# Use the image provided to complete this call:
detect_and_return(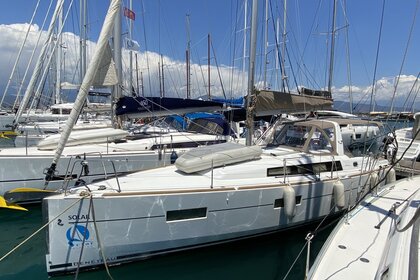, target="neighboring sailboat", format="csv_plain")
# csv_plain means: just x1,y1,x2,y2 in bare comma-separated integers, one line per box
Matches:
308,175,419,280
385,112,420,177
